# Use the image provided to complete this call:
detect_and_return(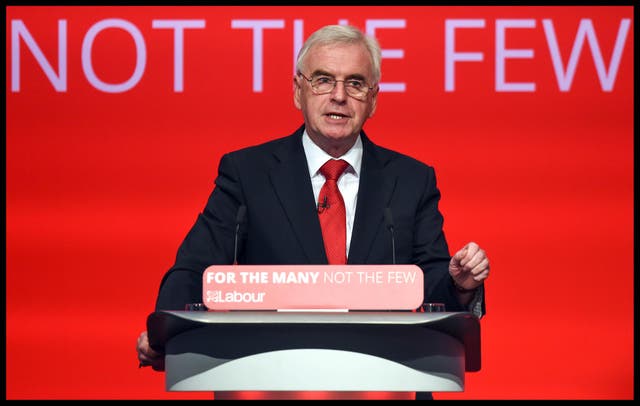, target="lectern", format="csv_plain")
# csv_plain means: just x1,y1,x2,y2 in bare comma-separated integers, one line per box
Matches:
147,310,481,392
